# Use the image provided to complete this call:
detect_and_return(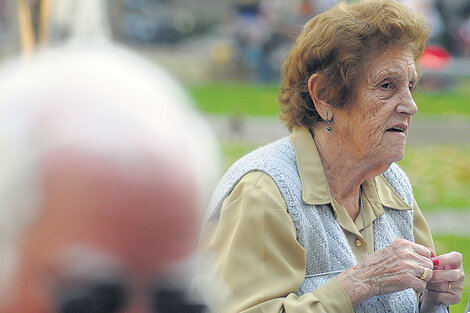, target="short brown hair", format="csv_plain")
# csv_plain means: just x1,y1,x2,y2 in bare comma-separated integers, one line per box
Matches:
278,0,430,131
